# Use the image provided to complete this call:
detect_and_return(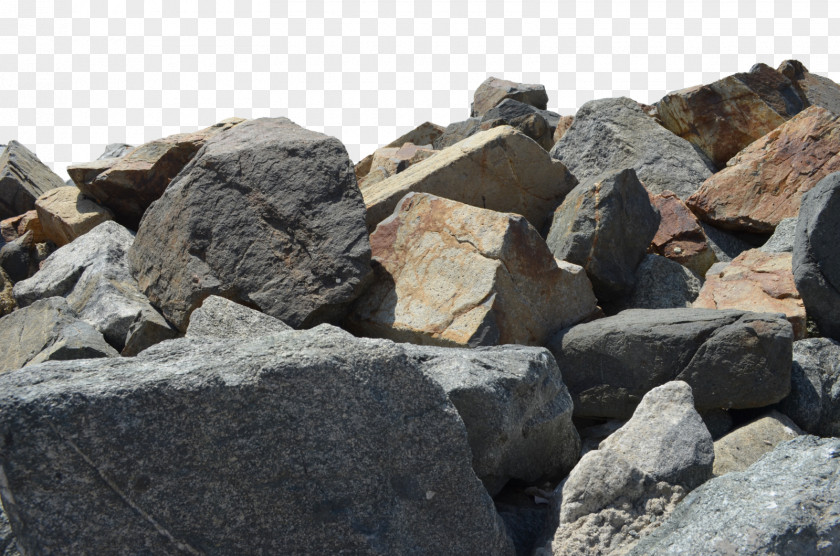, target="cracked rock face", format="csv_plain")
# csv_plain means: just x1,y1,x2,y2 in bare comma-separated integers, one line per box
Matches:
348,192,598,347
